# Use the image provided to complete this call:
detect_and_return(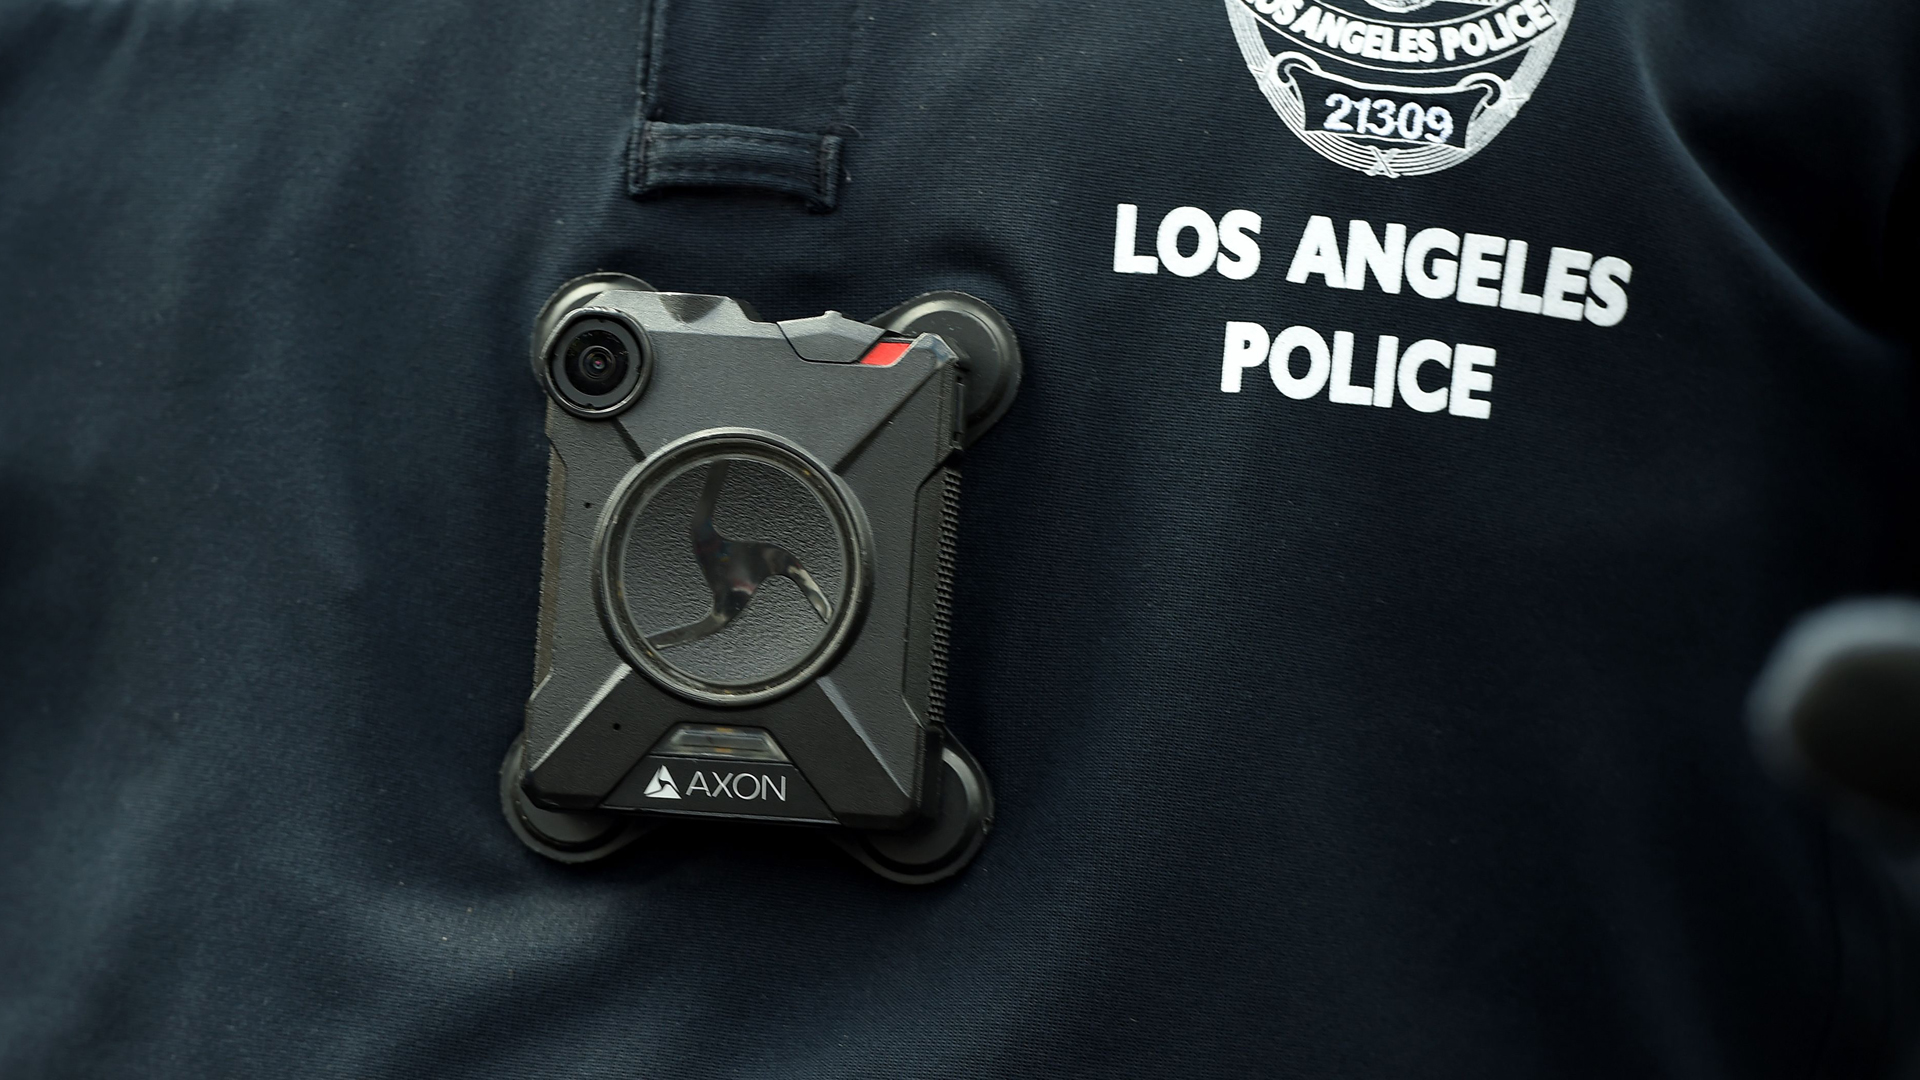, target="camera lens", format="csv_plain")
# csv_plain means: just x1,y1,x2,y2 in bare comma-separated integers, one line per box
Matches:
564,332,628,396
546,316,648,416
